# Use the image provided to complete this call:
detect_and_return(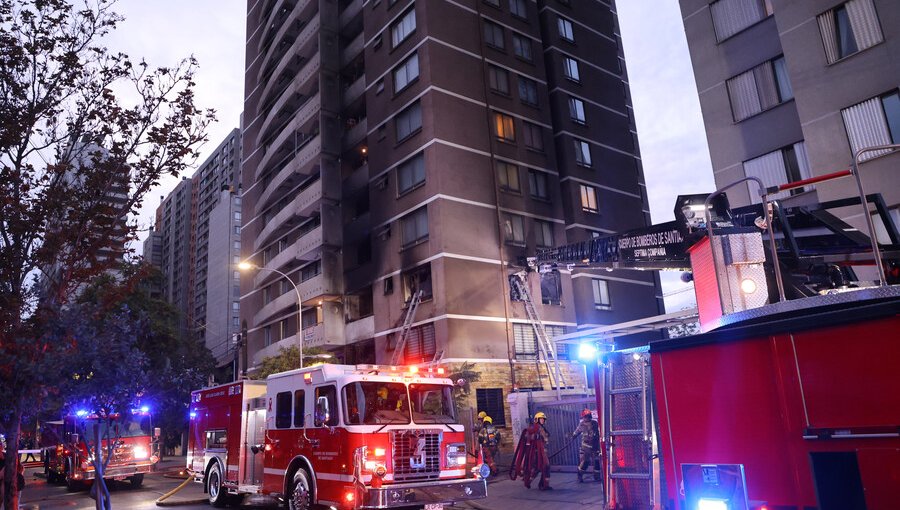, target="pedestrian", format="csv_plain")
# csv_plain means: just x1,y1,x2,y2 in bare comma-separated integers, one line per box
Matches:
572,409,602,482
477,416,501,476
23,435,36,463
510,412,552,490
